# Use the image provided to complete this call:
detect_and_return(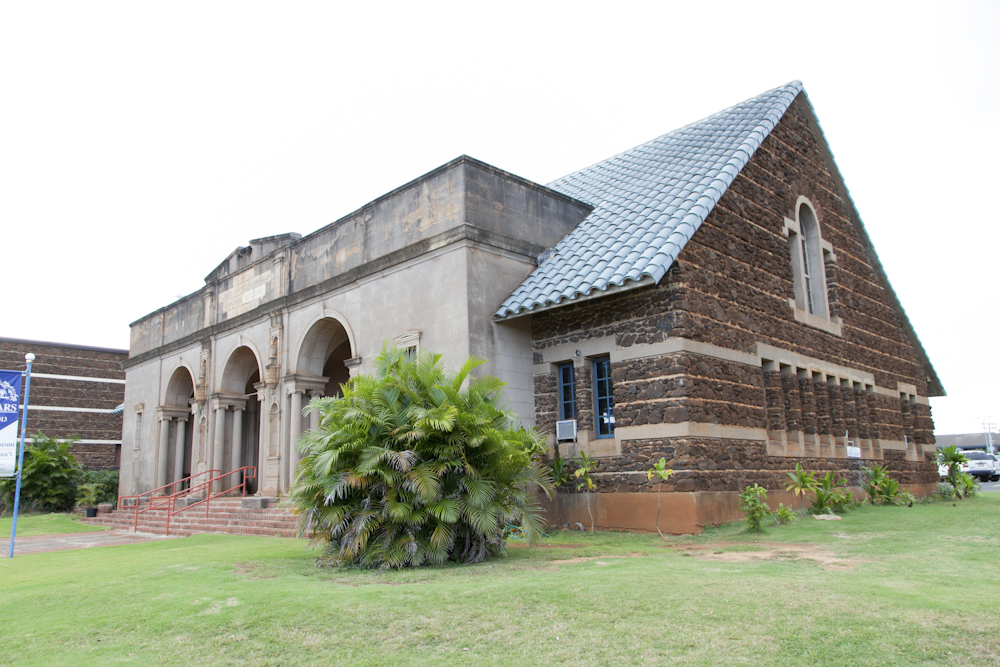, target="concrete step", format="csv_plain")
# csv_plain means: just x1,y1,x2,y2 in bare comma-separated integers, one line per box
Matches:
81,501,301,538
